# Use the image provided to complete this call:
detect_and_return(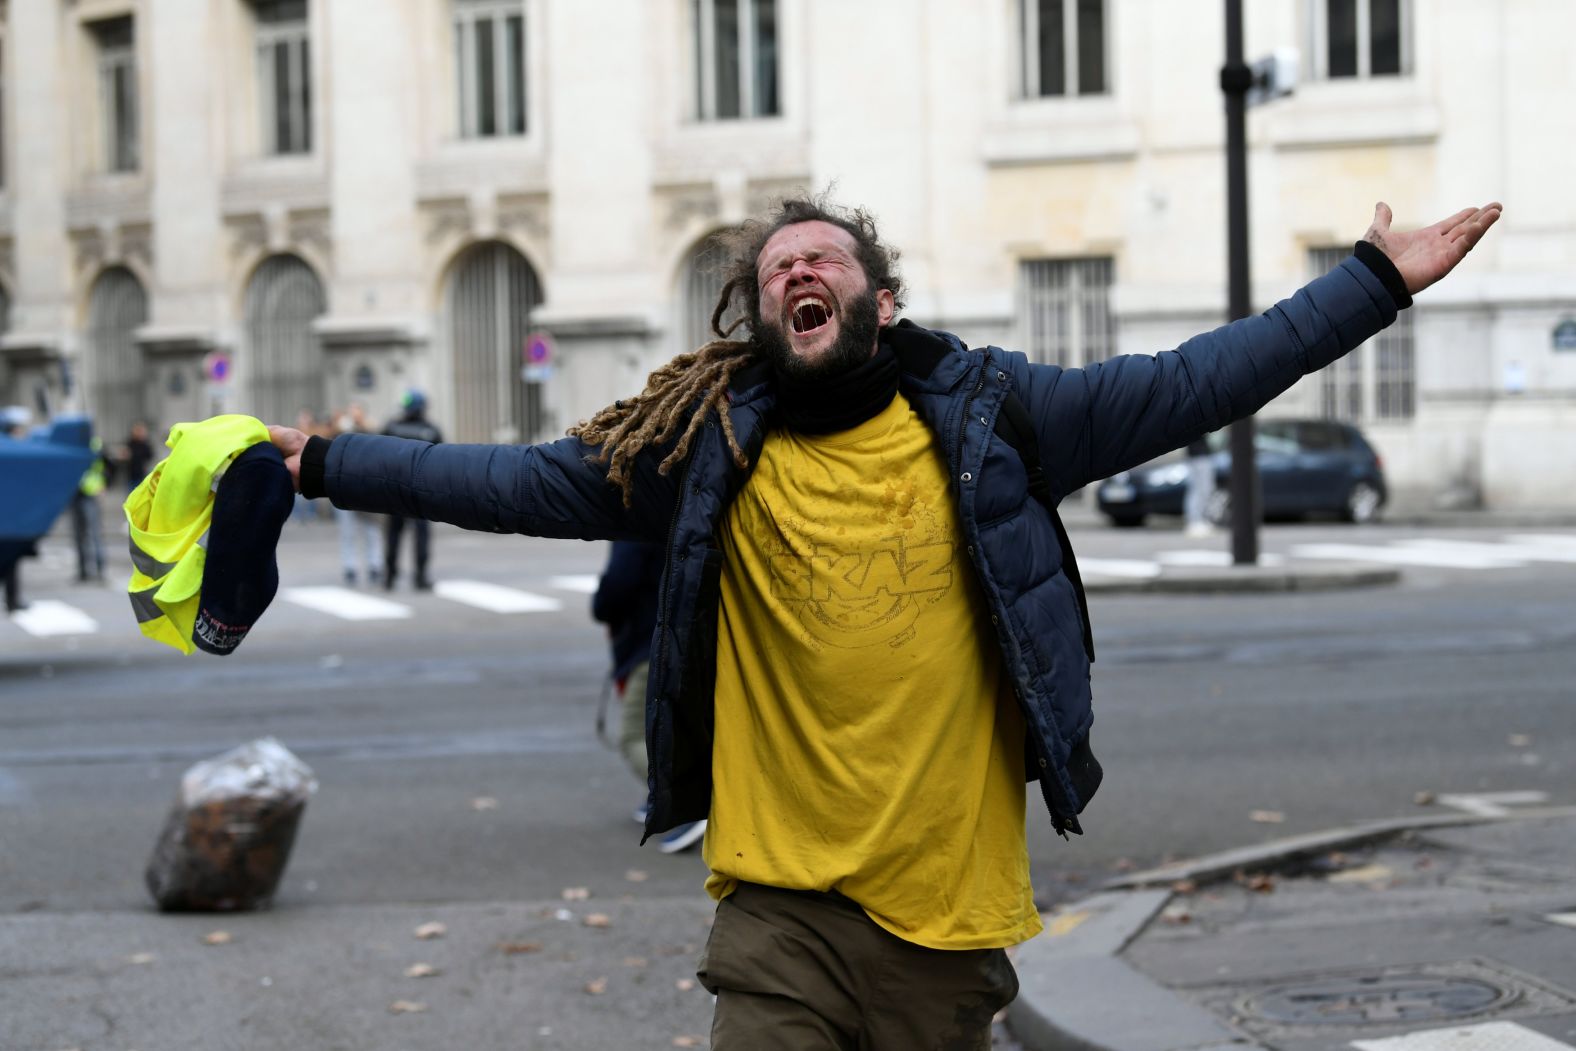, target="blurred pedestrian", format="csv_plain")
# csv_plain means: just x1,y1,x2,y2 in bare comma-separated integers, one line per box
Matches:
1183,433,1217,538
2,411,30,611
71,436,110,582
381,391,441,591
121,421,154,492
331,404,384,585
592,540,705,853
269,194,1500,1046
